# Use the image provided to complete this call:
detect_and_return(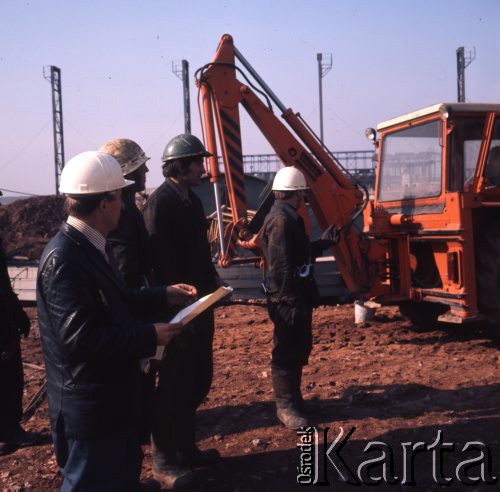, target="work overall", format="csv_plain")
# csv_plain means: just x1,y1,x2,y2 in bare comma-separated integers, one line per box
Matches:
261,201,319,427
